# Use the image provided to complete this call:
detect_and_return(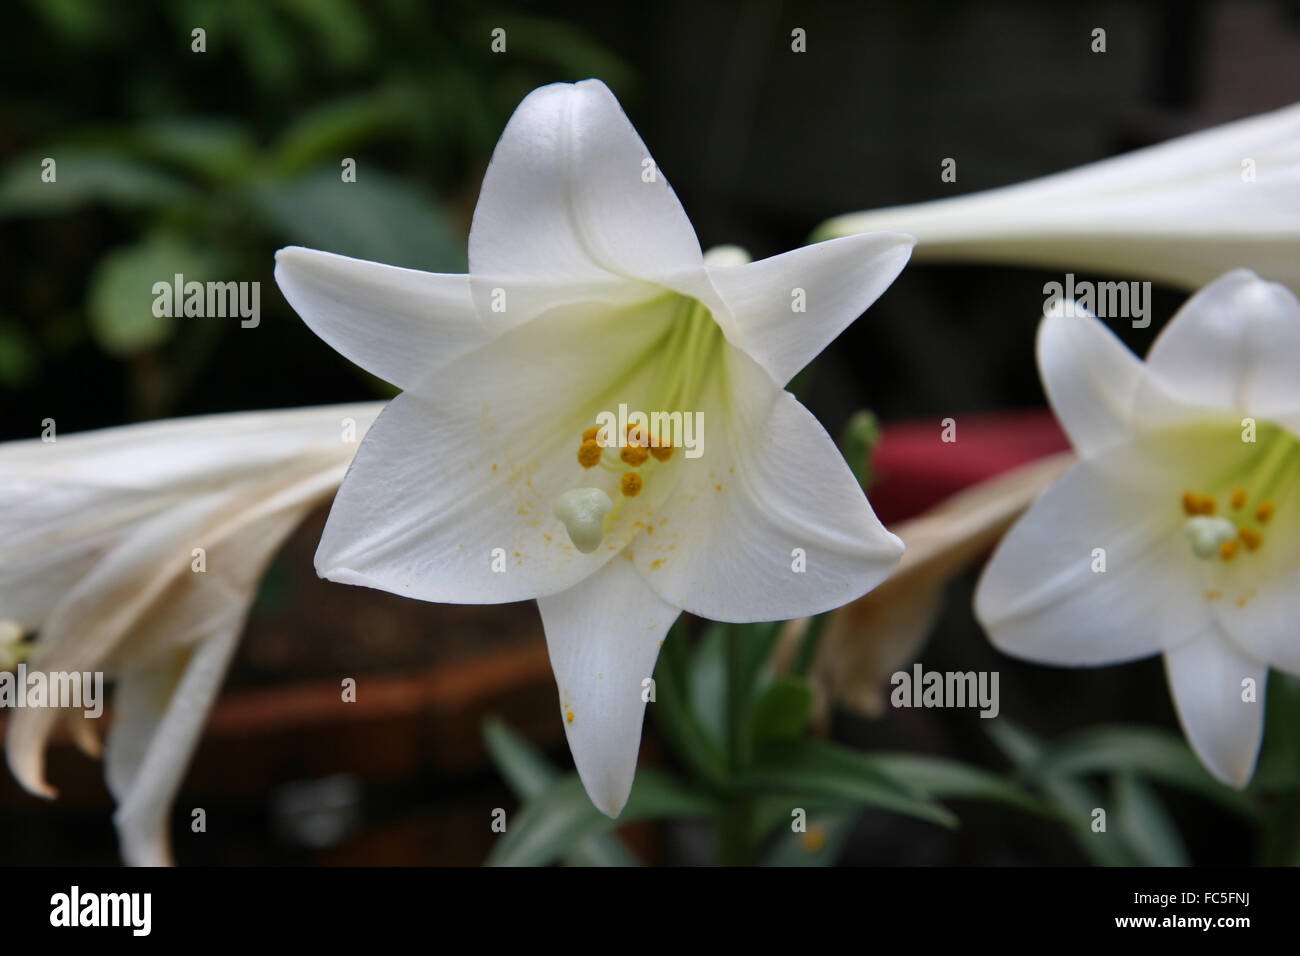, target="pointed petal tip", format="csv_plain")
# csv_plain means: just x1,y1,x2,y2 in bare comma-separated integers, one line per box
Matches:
590,789,628,819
